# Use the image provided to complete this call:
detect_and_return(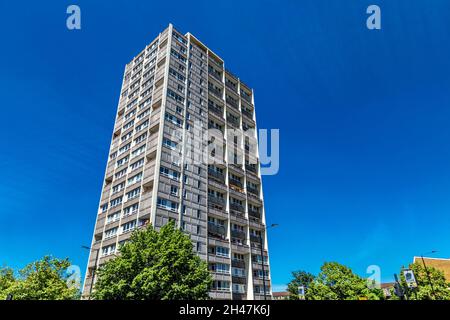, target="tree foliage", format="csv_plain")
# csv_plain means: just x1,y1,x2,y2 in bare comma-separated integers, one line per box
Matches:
287,270,315,300
0,256,80,300
291,262,384,300
398,262,450,300
92,221,212,300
